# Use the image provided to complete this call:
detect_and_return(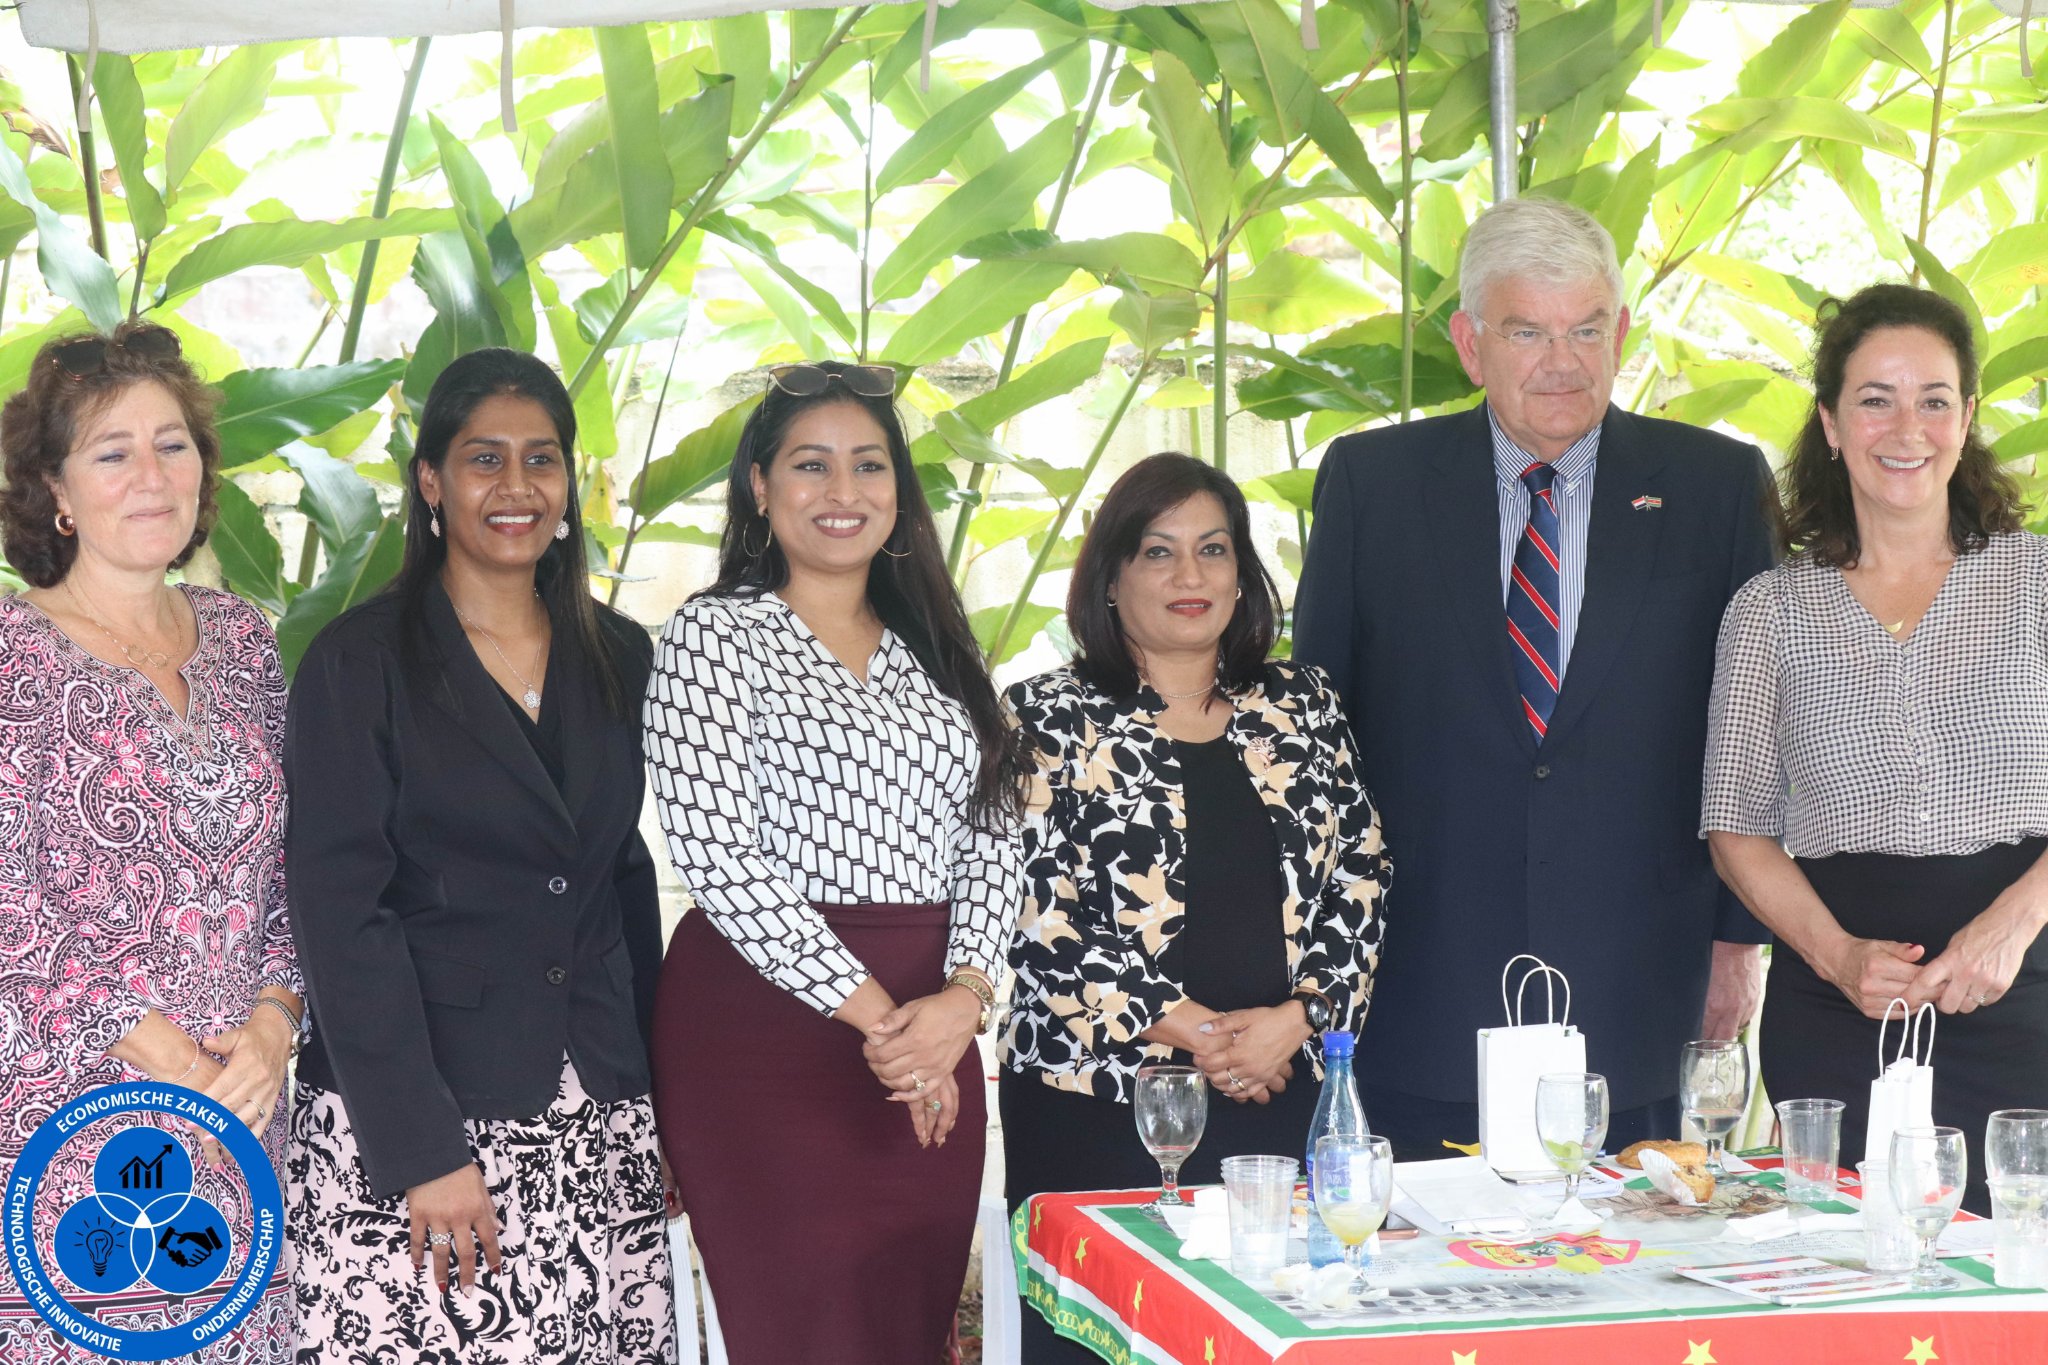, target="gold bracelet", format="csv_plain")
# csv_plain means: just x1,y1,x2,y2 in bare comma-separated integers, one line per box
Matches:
945,970,997,1034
